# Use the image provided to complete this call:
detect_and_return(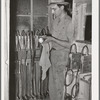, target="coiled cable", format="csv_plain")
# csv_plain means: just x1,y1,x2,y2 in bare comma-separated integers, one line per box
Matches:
71,68,80,99
71,82,79,99
65,68,74,87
